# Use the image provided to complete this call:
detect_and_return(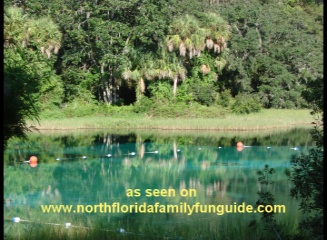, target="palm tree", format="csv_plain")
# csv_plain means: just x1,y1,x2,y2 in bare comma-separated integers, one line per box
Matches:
4,6,62,148
153,46,186,96
121,46,187,99
166,15,206,59
4,7,29,47
201,12,230,53
168,58,186,96
31,17,62,58
166,13,230,58
4,6,62,58
164,13,230,93
121,49,158,102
